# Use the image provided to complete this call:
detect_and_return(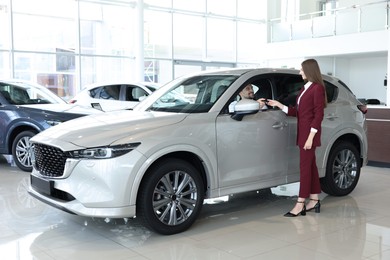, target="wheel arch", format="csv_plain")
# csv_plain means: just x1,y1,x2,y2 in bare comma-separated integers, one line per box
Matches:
319,131,365,176
145,151,208,191
132,149,214,208
6,124,40,153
